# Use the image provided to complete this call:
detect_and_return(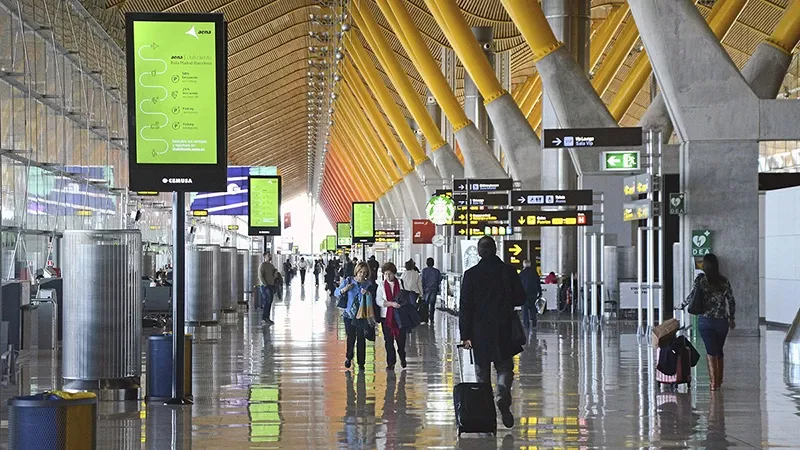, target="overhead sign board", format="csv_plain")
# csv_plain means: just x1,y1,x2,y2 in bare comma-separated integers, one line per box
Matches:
247,176,281,236
412,220,435,244
191,209,208,217
544,127,642,148
602,151,640,171
512,211,593,227
503,240,529,272
455,224,513,237
125,12,227,192
336,222,352,247
352,202,375,243
623,199,652,222
623,174,652,196
227,224,239,231
453,192,509,207
451,210,510,226
453,178,513,193
375,229,400,243
511,190,593,207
